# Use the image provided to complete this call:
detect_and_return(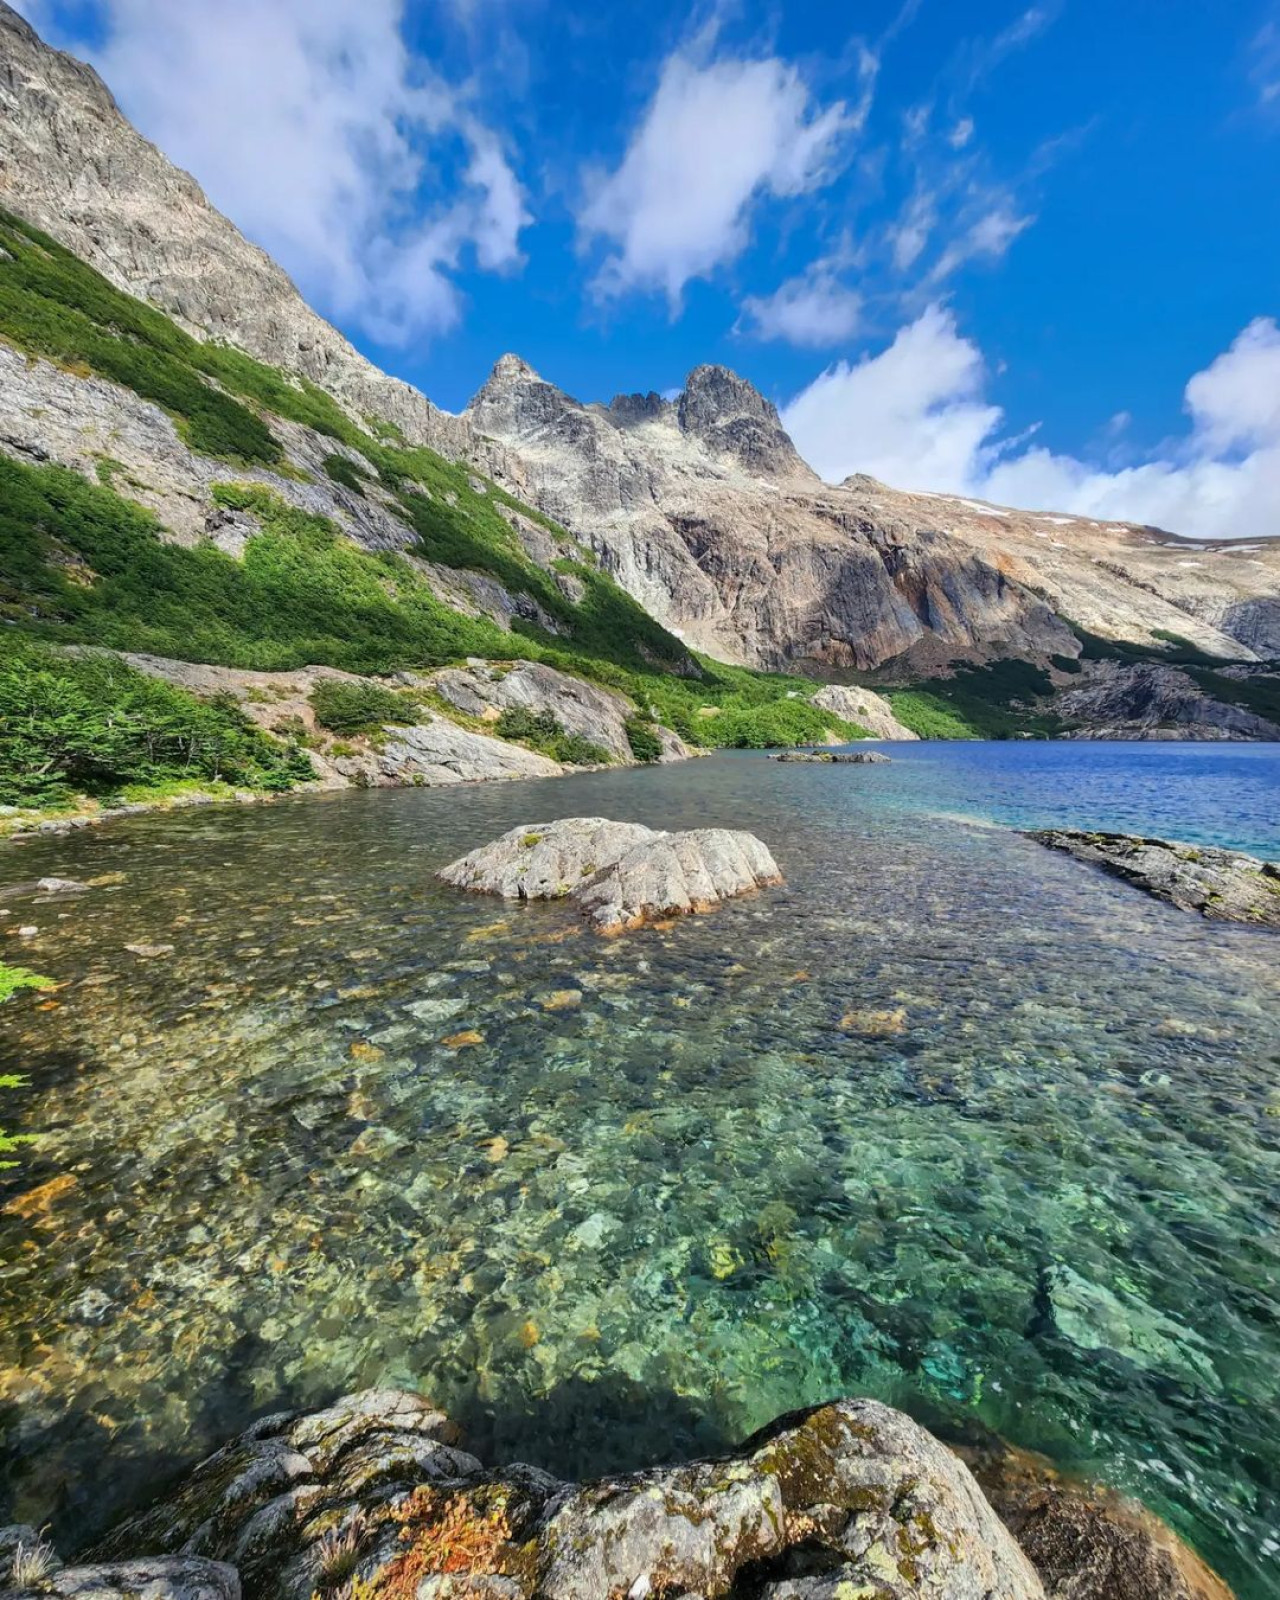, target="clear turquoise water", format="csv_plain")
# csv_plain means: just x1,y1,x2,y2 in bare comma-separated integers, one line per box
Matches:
1,742,1278,1594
